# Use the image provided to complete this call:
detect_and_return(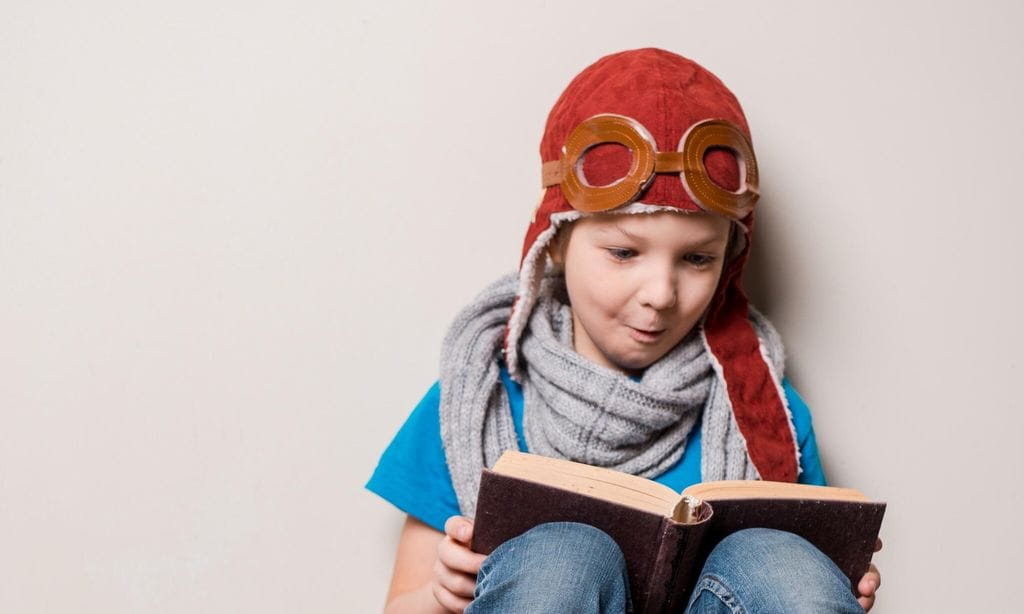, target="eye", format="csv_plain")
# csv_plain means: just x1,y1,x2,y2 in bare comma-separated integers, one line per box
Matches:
683,253,717,268
607,247,637,261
